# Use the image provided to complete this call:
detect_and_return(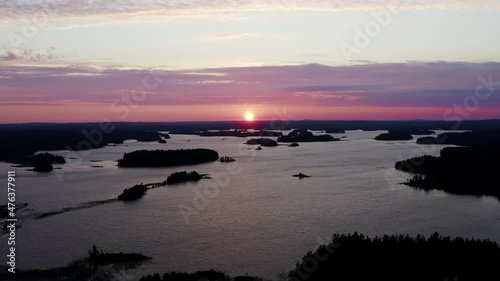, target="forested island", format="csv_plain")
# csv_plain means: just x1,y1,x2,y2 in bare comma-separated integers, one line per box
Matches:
117,184,148,201
117,149,219,167
0,247,151,281
374,131,413,141
220,156,236,162
395,145,500,199
164,171,209,185
245,138,278,147
116,171,210,201
278,129,339,142
10,152,66,172
416,130,500,146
